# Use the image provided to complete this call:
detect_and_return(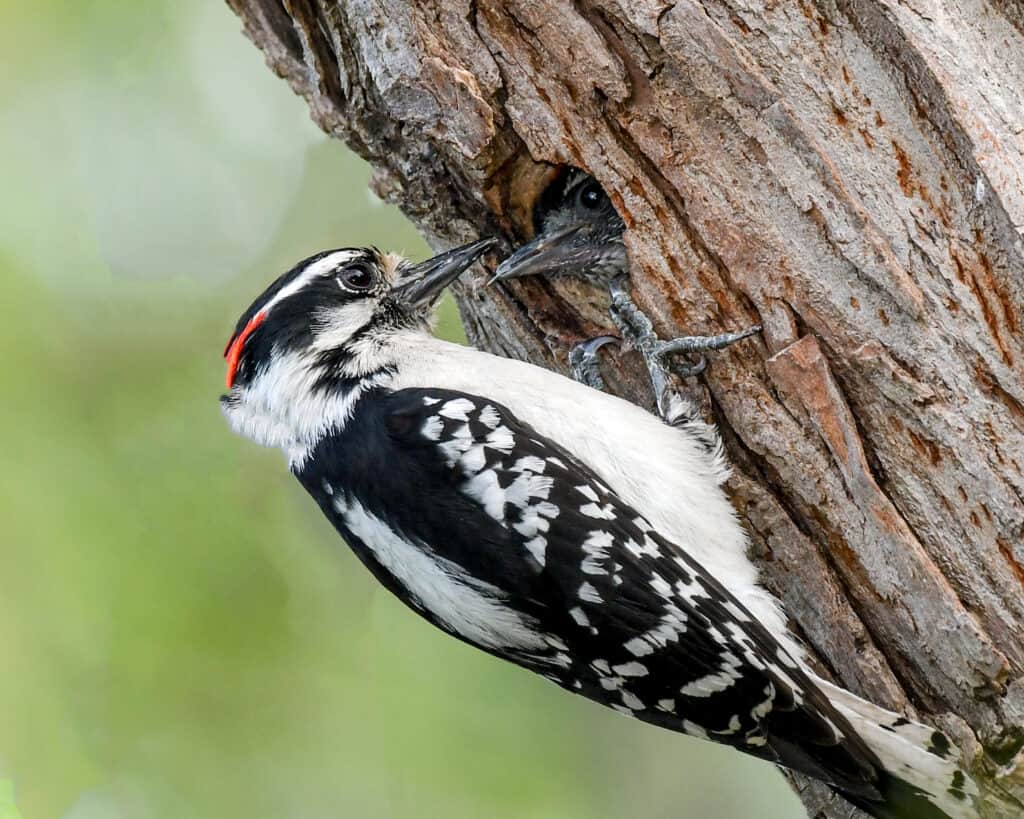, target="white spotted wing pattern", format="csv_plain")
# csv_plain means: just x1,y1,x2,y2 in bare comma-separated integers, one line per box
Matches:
350,388,887,799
